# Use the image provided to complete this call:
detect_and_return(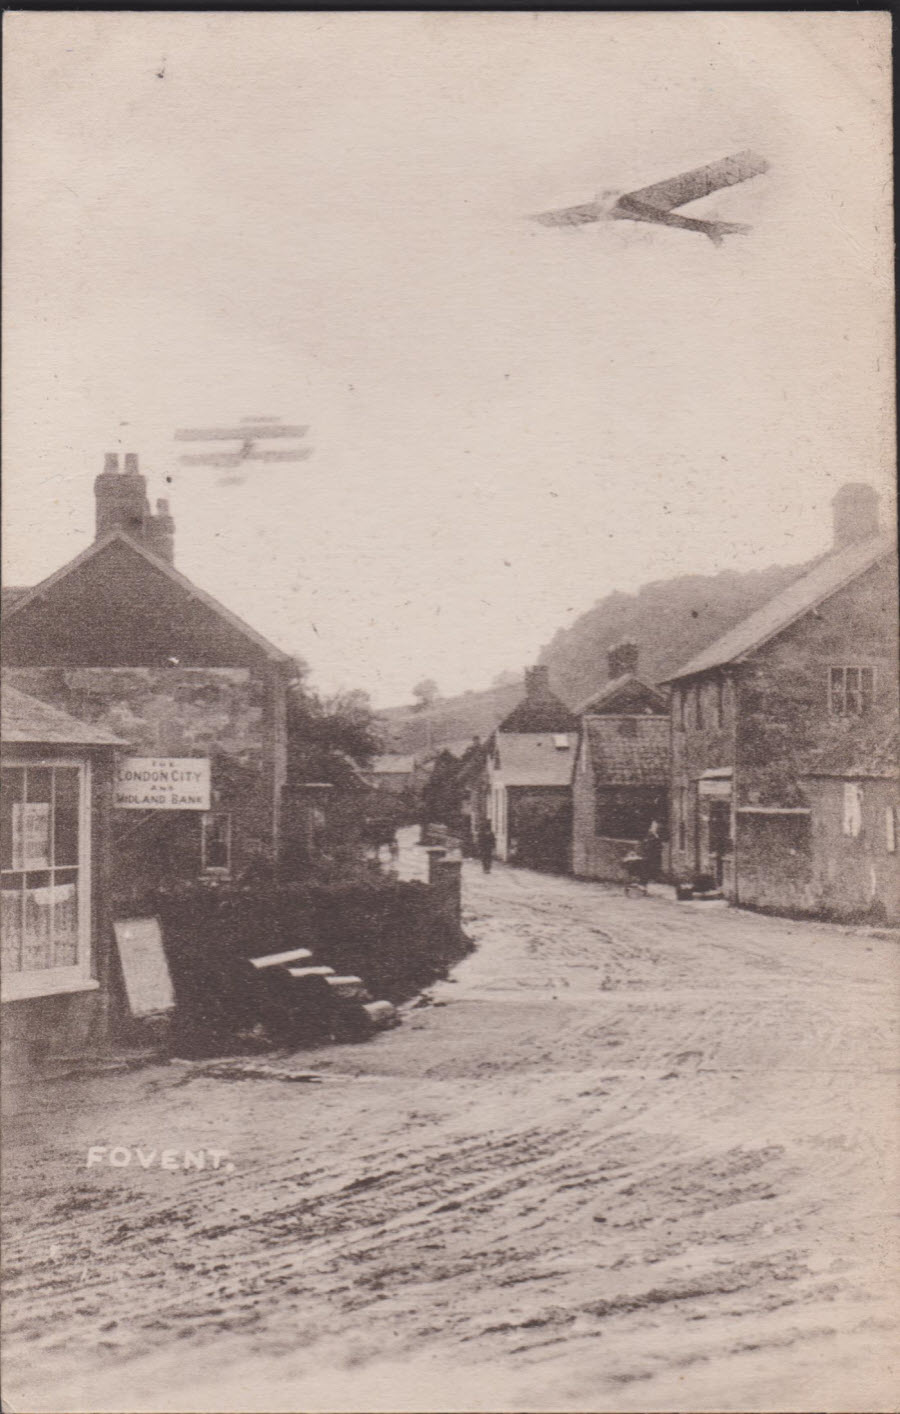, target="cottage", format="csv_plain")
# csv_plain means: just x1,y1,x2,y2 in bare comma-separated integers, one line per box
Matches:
487,666,577,871
661,483,899,918
364,754,416,794
2,453,295,901
1,684,126,1075
572,642,669,881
